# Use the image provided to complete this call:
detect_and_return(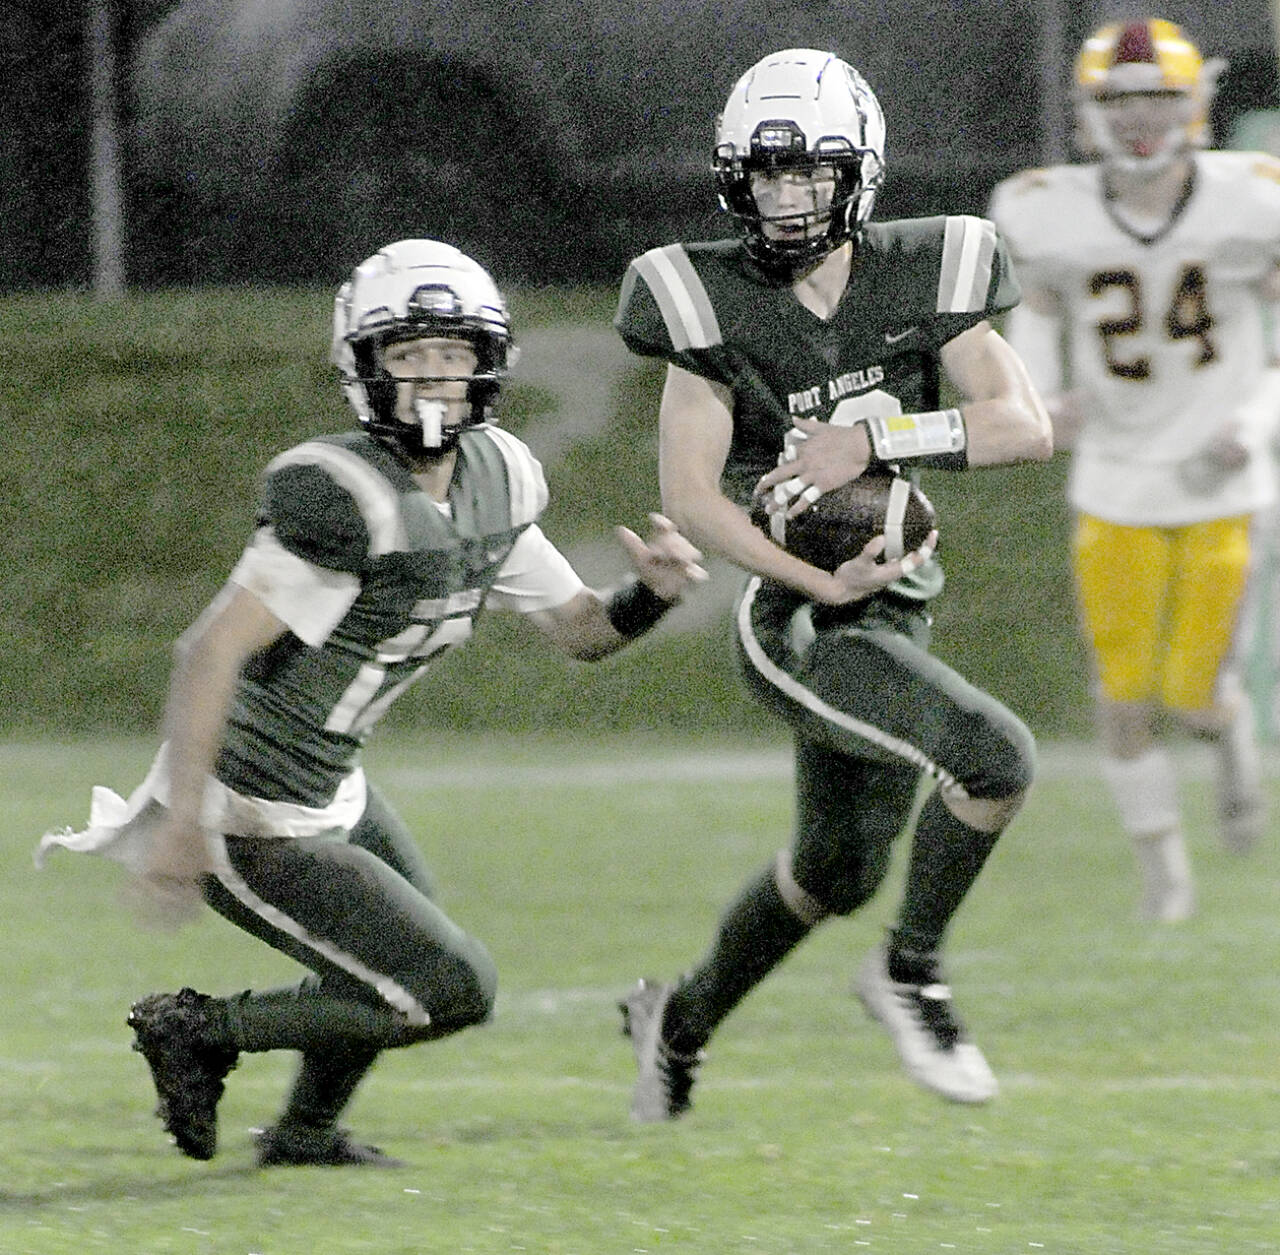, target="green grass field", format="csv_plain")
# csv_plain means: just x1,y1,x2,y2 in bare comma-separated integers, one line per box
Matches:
0,287,1095,742
3,734,1277,1255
